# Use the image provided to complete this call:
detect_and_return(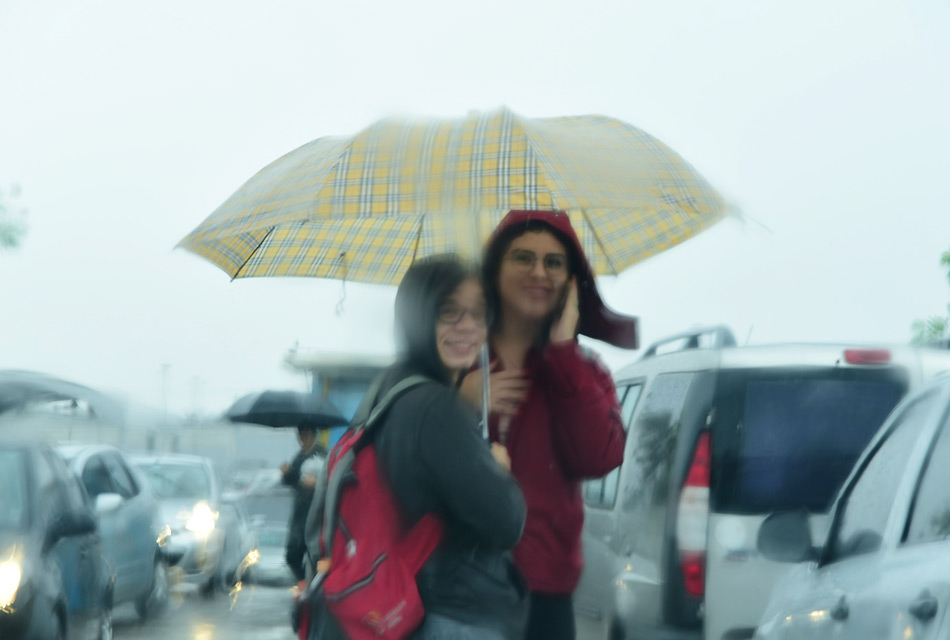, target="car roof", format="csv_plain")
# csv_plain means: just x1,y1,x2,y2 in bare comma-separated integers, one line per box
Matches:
55,442,123,466
614,333,950,383
132,452,212,466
